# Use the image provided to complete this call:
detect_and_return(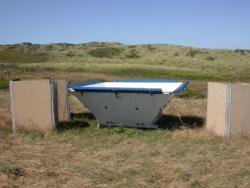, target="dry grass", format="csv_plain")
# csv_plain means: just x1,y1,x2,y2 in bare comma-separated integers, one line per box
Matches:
1,120,250,187
1,88,250,187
